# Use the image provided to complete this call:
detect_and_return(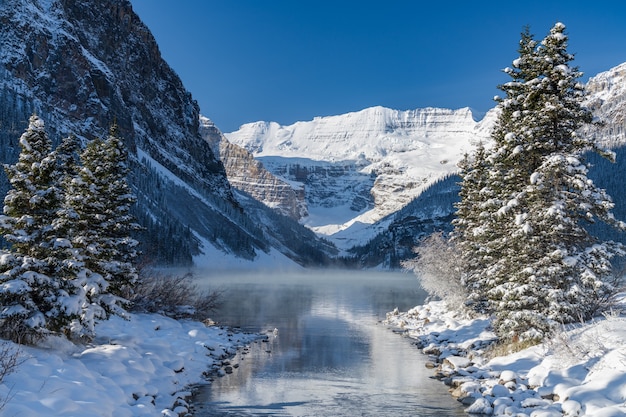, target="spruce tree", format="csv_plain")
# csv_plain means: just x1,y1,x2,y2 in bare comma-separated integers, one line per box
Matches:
453,30,544,317
452,143,491,309
50,134,82,281
0,115,80,342
63,124,139,330
495,23,625,336
454,23,625,342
